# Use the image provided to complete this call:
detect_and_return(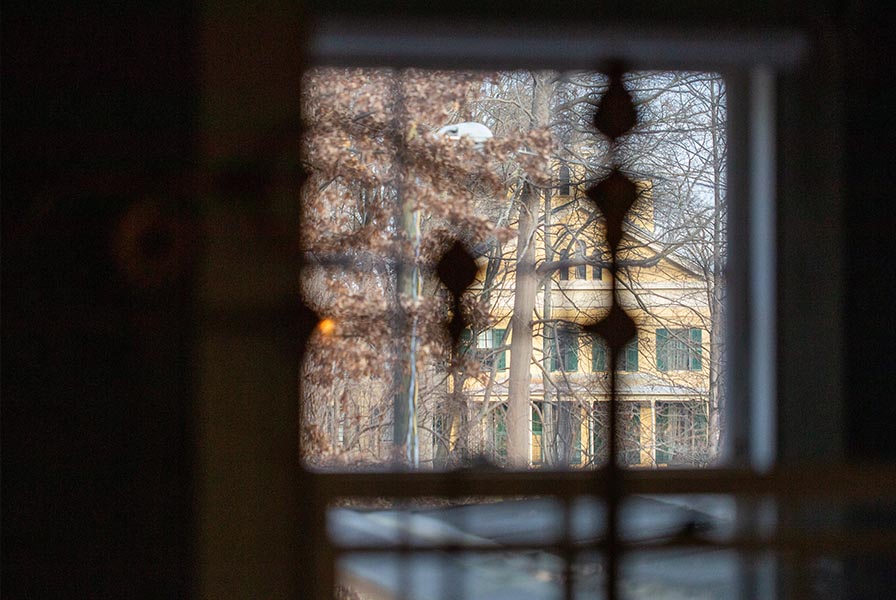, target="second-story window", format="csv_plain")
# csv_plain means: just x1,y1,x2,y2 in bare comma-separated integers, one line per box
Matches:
550,327,578,372
558,248,570,281
656,328,703,371
558,164,571,195
575,241,587,279
592,337,638,372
